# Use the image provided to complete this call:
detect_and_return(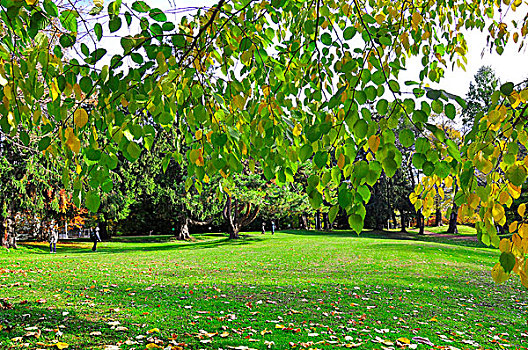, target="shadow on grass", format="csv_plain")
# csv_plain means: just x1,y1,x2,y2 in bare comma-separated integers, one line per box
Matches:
0,302,130,349
19,234,265,256
280,229,489,249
